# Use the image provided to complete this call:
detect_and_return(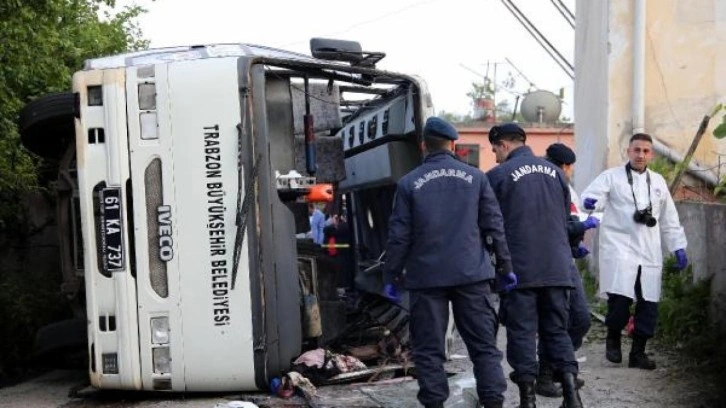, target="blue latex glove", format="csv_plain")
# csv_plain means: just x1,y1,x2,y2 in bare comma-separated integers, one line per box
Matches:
582,215,600,230
269,377,282,394
383,283,401,304
574,243,590,258
496,272,518,293
583,198,598,210
675,249,688,270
